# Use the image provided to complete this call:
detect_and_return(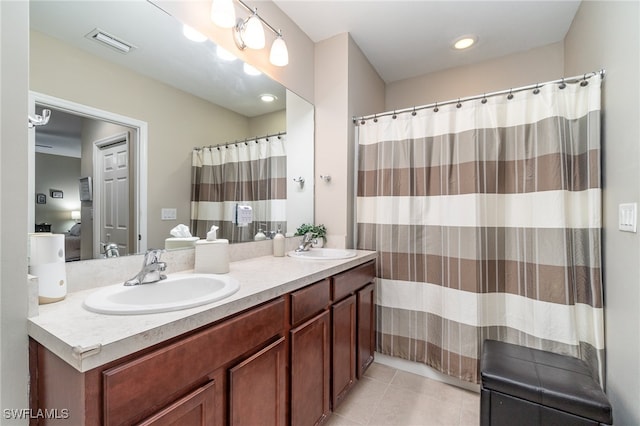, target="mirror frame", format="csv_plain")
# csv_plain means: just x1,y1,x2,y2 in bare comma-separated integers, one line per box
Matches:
28,90,148,255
